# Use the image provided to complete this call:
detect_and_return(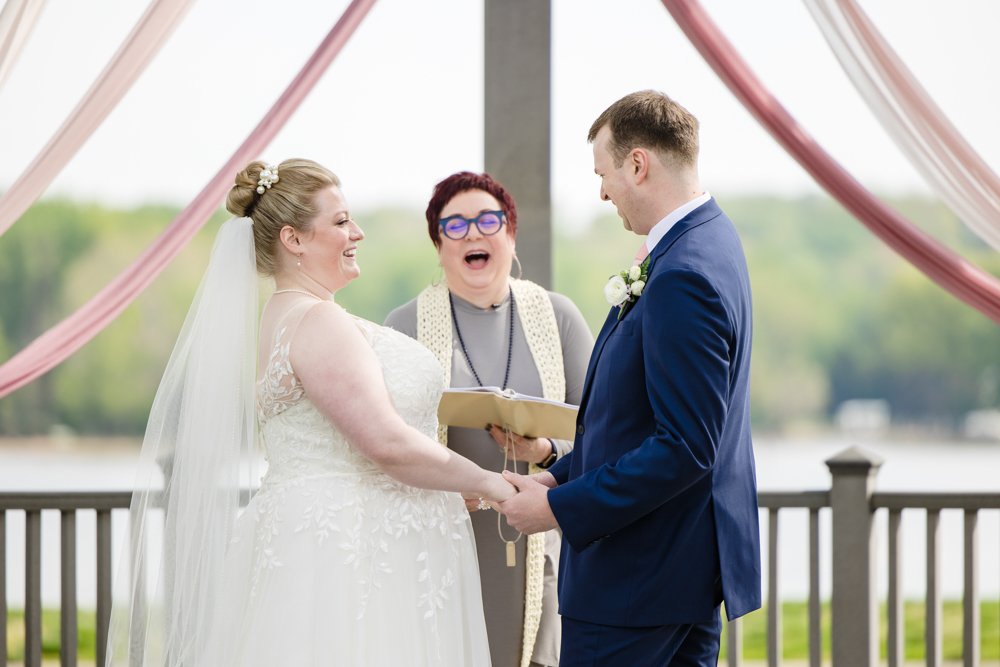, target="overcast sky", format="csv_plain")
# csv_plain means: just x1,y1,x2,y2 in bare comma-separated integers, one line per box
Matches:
2,0,999,230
